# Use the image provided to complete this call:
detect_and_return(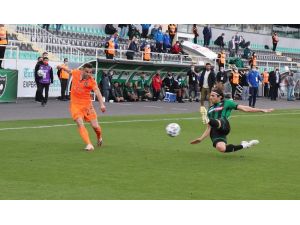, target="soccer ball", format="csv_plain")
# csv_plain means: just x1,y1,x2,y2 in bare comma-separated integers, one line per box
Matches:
166,123,181,137
37,70,45,77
